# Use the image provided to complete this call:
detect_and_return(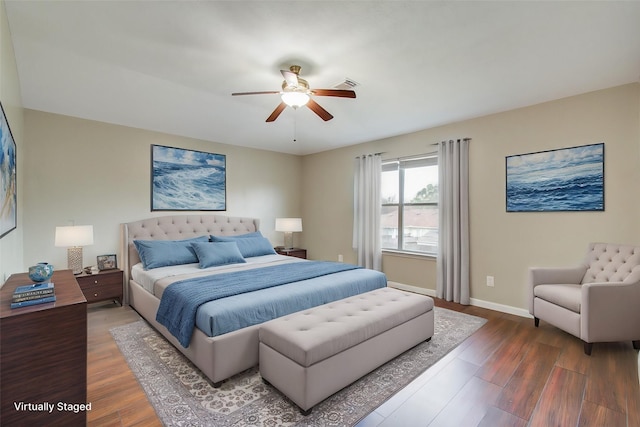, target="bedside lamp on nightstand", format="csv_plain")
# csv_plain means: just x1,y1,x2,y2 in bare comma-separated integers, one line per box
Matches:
55,225,94,275
275,218,302,250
